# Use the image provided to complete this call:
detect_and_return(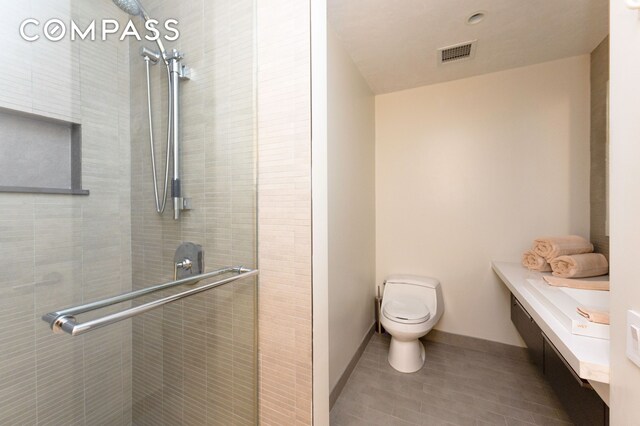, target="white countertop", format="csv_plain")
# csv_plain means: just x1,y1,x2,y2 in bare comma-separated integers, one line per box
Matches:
492,261,610,384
